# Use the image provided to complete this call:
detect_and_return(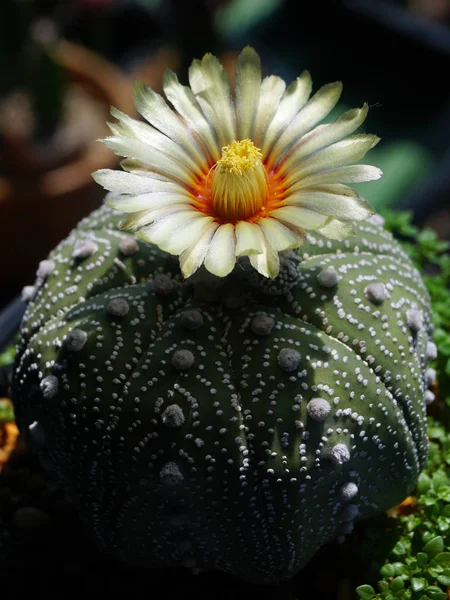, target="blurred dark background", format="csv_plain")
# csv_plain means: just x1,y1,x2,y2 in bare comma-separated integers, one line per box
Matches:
0,0,449,312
